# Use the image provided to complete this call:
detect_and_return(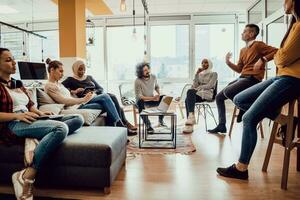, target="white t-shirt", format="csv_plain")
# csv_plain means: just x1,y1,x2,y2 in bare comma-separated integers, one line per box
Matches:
6,87,29,112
